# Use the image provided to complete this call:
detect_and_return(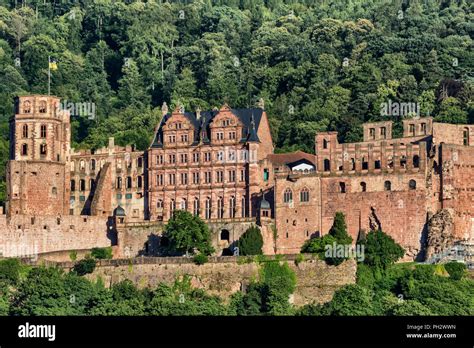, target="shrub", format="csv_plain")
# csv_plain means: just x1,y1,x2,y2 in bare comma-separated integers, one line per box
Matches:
237,226,264,256
0,258,22,286
193,253,208,265
444,262,466,280
69,251,77,261
73,258,96,276
91,247,113,259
